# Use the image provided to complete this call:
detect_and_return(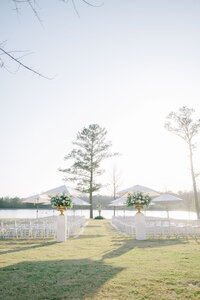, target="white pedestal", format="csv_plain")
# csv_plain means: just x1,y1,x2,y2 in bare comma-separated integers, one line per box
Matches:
57,215,66,242
135,212,146,240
